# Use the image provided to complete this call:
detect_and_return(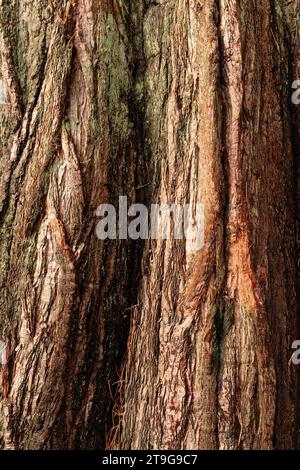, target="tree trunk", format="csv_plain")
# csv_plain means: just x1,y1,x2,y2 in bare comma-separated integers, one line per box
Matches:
121,0,300,450
0,0,299,451
0,0,138,449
